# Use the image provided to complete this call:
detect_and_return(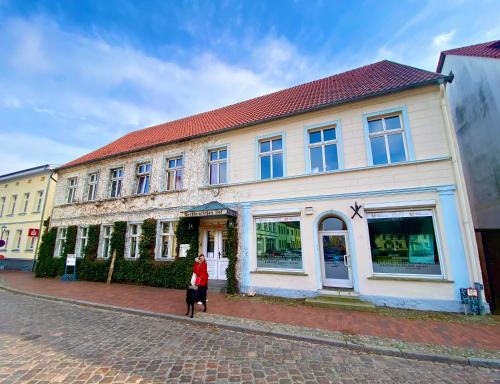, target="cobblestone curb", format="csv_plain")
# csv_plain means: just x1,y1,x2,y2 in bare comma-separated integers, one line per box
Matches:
1,284,499,369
